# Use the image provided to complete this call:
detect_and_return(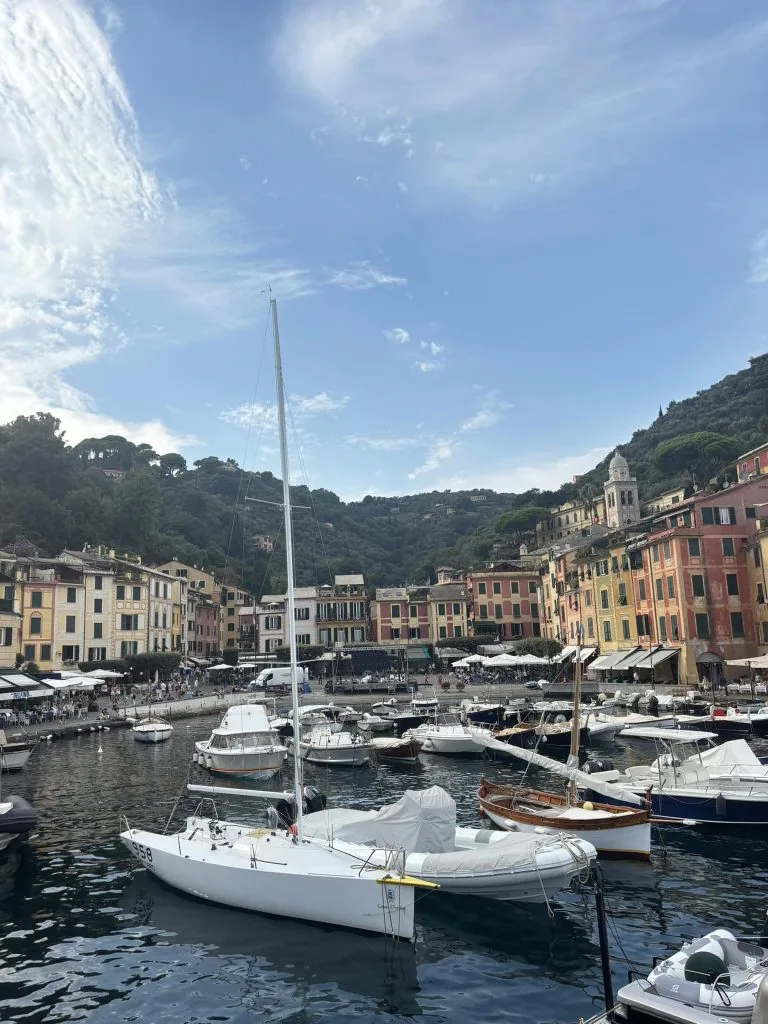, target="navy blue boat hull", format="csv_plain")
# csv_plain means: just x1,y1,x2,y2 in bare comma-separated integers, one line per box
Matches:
583,787,768,826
